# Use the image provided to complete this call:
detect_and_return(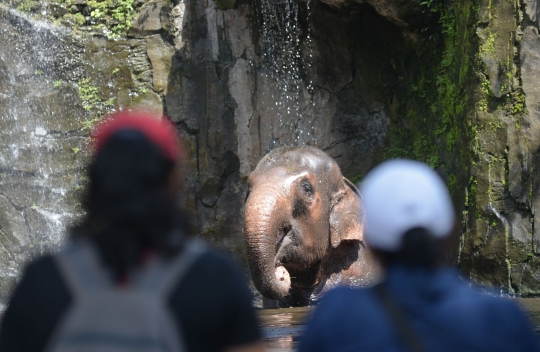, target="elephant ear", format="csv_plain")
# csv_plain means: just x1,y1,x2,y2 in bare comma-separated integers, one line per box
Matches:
329,177,365,248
